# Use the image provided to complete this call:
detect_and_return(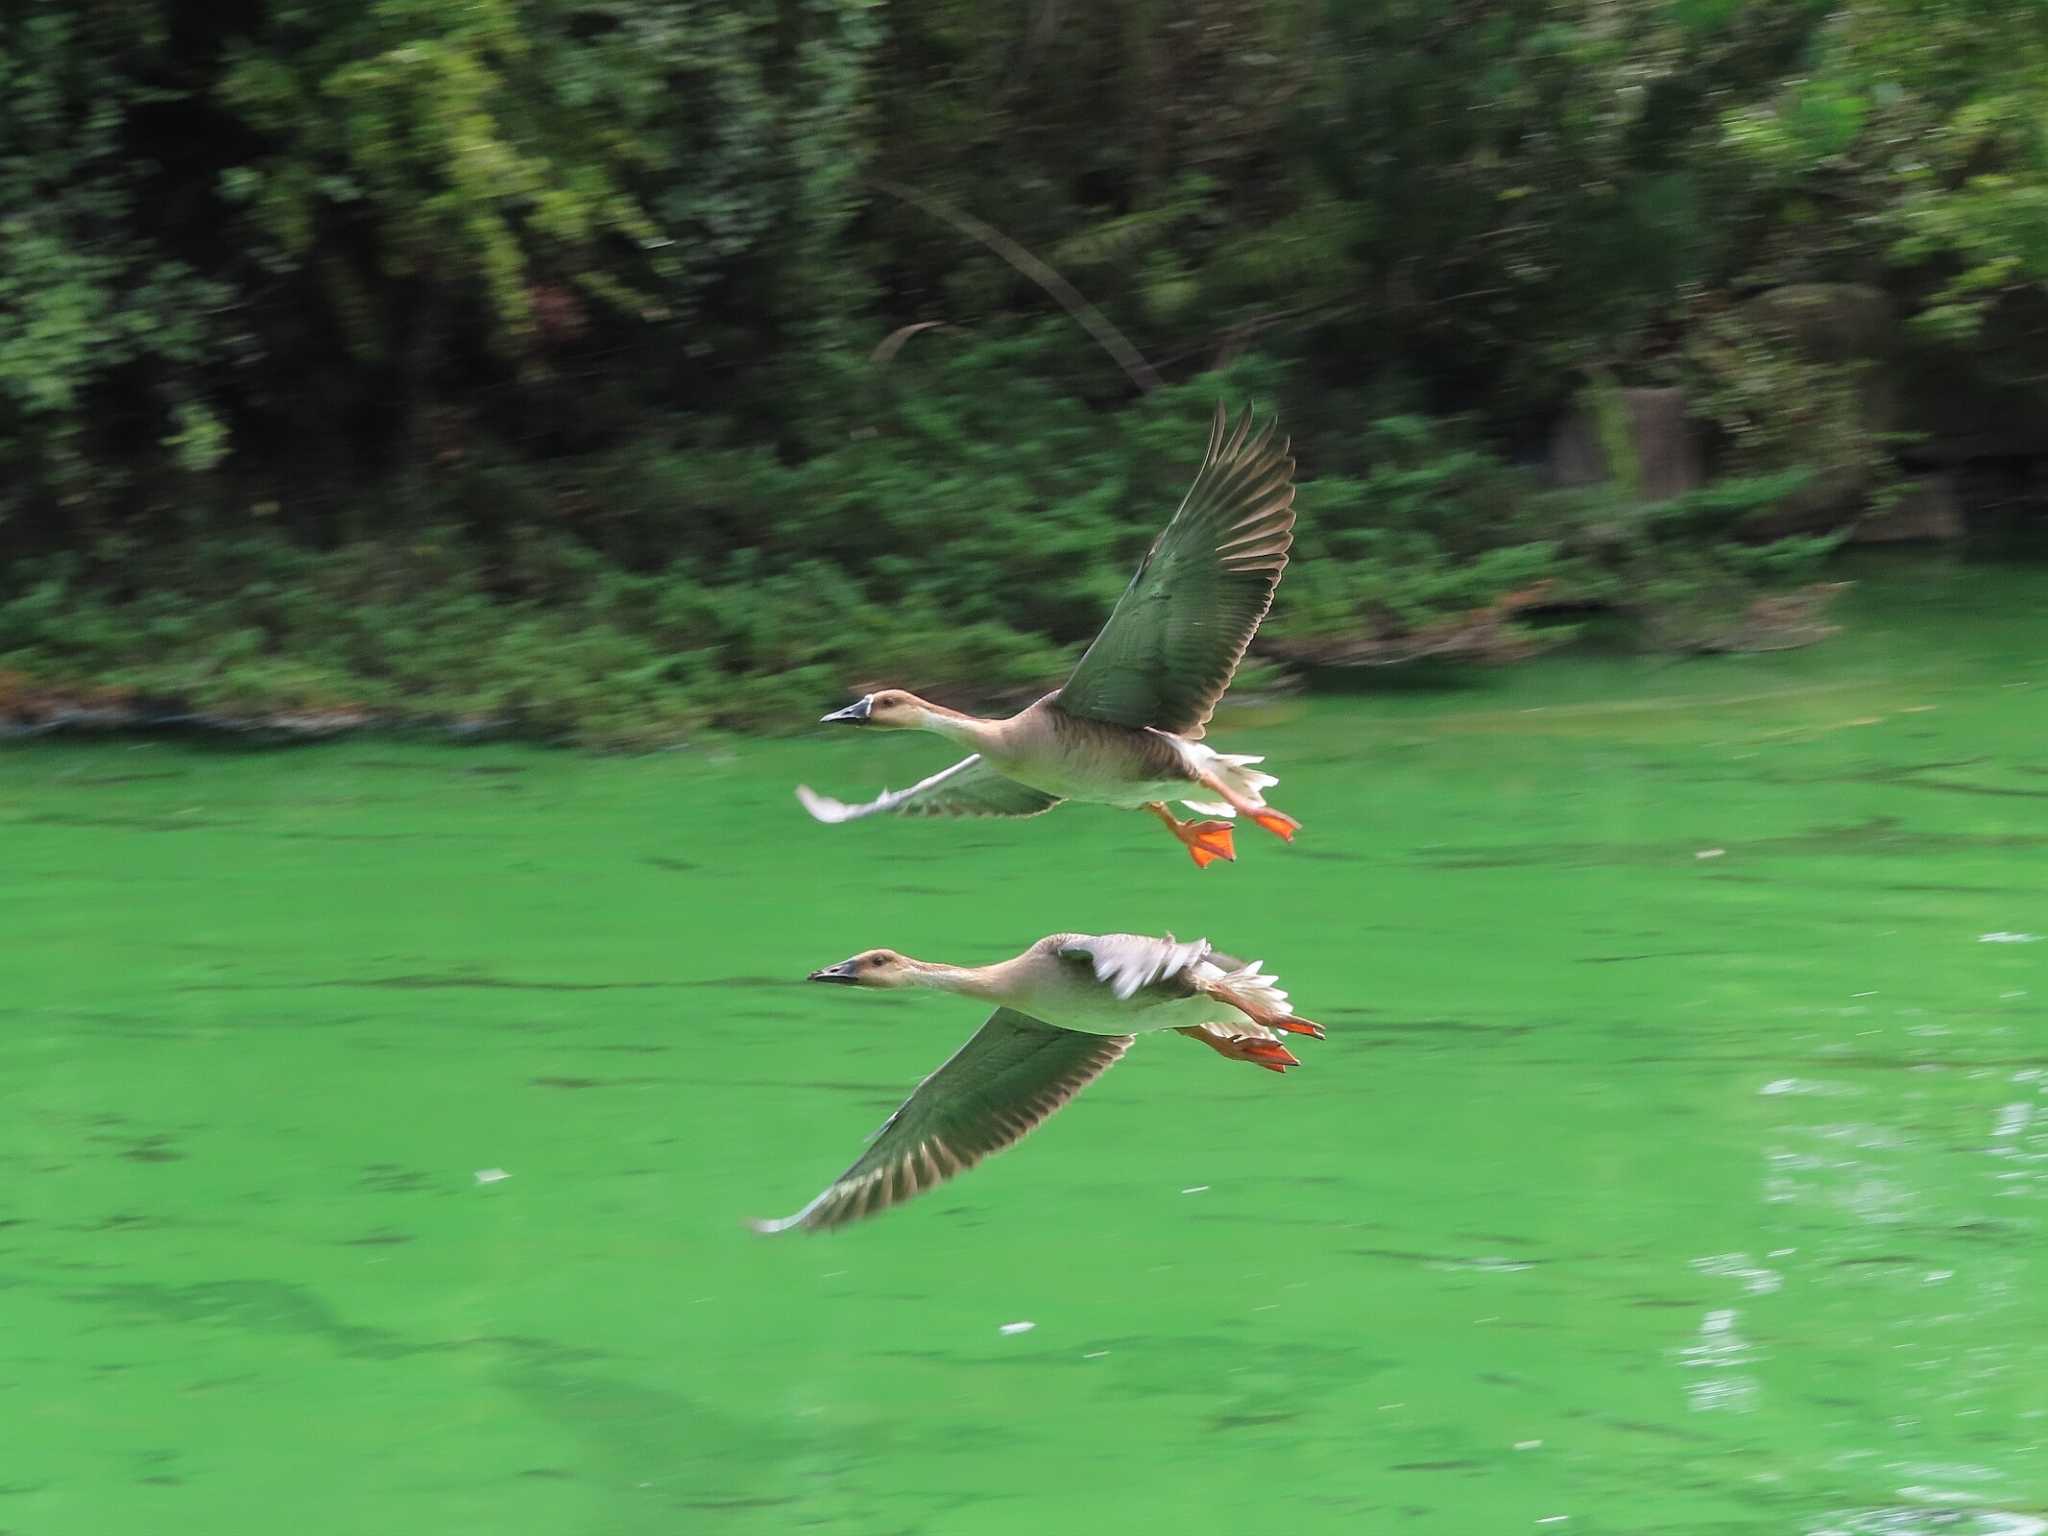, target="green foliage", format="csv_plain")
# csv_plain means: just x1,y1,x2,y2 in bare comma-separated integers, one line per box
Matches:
1715,0,2048,357
0,13,234,519
4,0,2042,740
3,343,1846,741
